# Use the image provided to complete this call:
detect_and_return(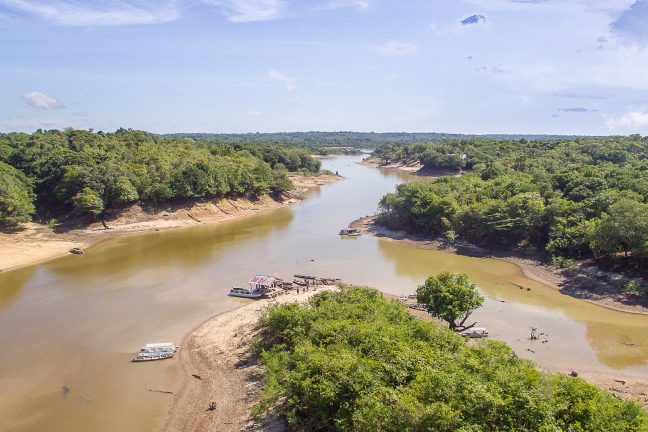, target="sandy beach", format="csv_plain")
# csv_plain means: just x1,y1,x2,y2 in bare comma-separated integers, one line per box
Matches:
0,174,341,273
164,286,338,432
